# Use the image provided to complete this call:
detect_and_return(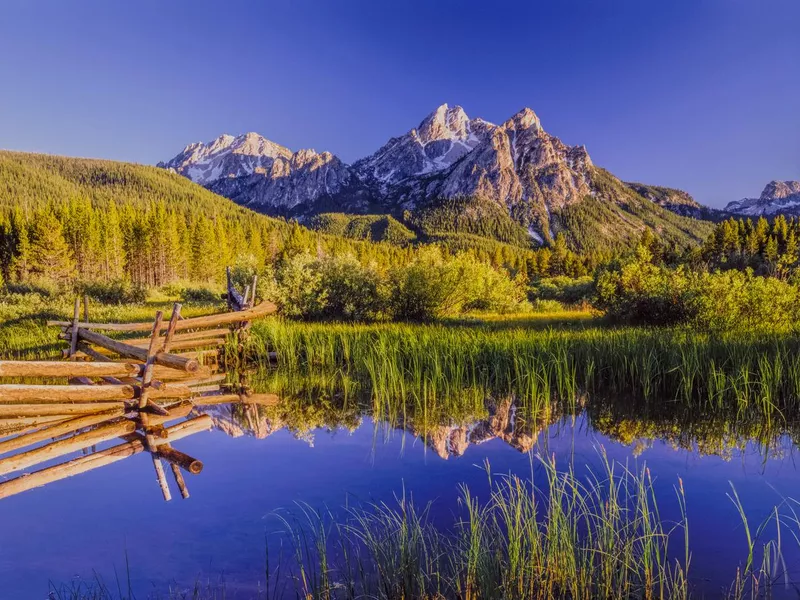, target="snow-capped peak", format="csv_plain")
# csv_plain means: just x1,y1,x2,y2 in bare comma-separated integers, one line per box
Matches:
158,132,293,185
725,180,800,217
352,103,496,186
